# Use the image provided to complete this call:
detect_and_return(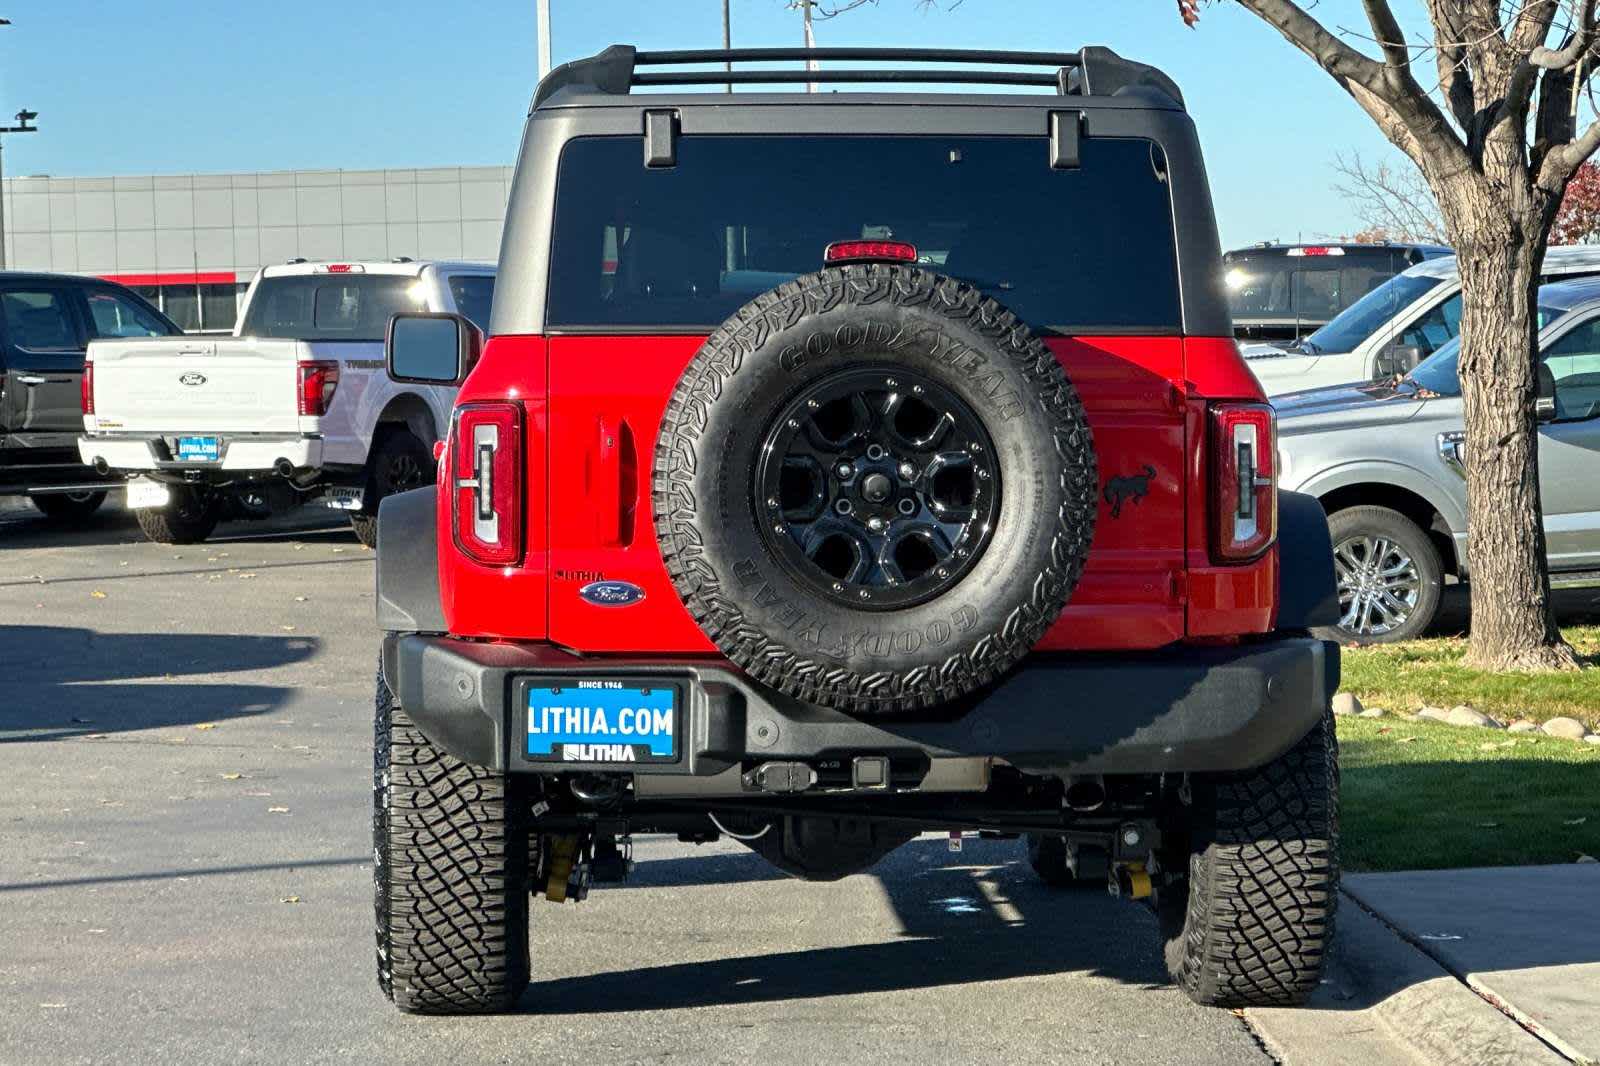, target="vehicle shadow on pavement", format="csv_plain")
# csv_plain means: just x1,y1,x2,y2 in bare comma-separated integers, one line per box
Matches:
523,837,1163,1012
0,503,355,550
0,625,319,740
